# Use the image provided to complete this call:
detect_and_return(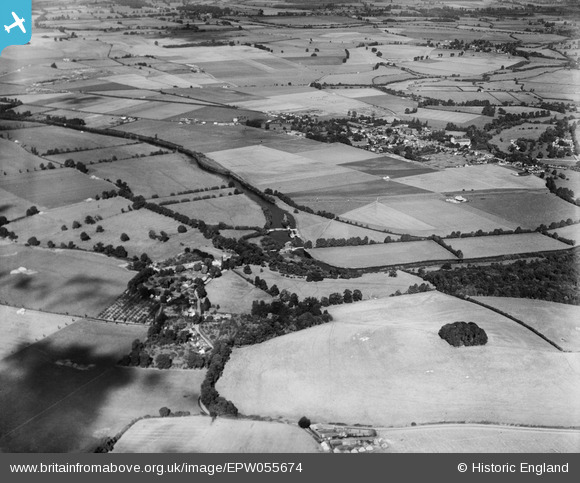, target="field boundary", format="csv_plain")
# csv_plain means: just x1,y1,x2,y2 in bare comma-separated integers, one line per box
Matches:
465,297,565,352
